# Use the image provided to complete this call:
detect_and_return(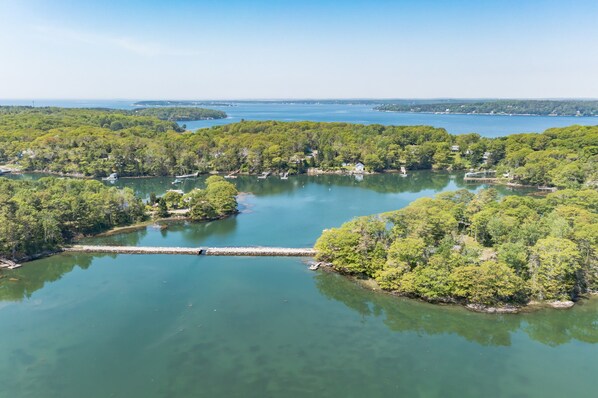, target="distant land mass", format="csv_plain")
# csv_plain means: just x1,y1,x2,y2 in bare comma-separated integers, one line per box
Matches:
133,99,469,106
375,100,598,117
134,100,234,107
0,105,226,122
132,107,227,121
